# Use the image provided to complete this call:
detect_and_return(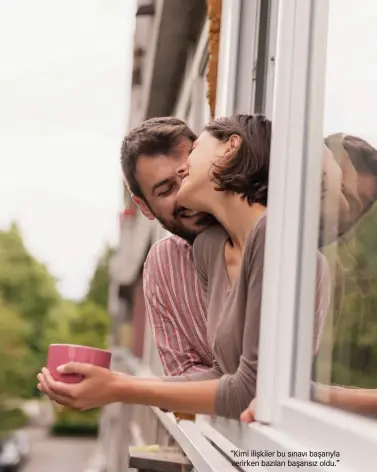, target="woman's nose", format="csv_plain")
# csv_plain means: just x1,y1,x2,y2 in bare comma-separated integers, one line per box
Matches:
176,162,188,178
